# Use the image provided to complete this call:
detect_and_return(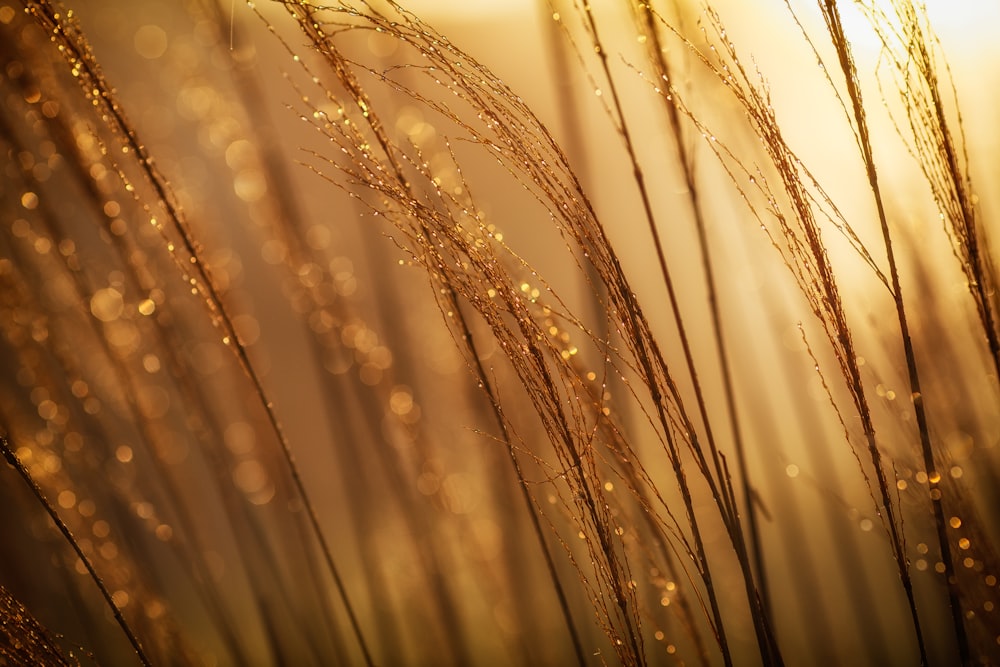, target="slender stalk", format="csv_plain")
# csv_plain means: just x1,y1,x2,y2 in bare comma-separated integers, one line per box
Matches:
272,5,589,662
468,334,589,667
0,435,152,667
20,3,374,663
819,2,967,662
890,0,1000,387
574,4,778,663
634,1,772,624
